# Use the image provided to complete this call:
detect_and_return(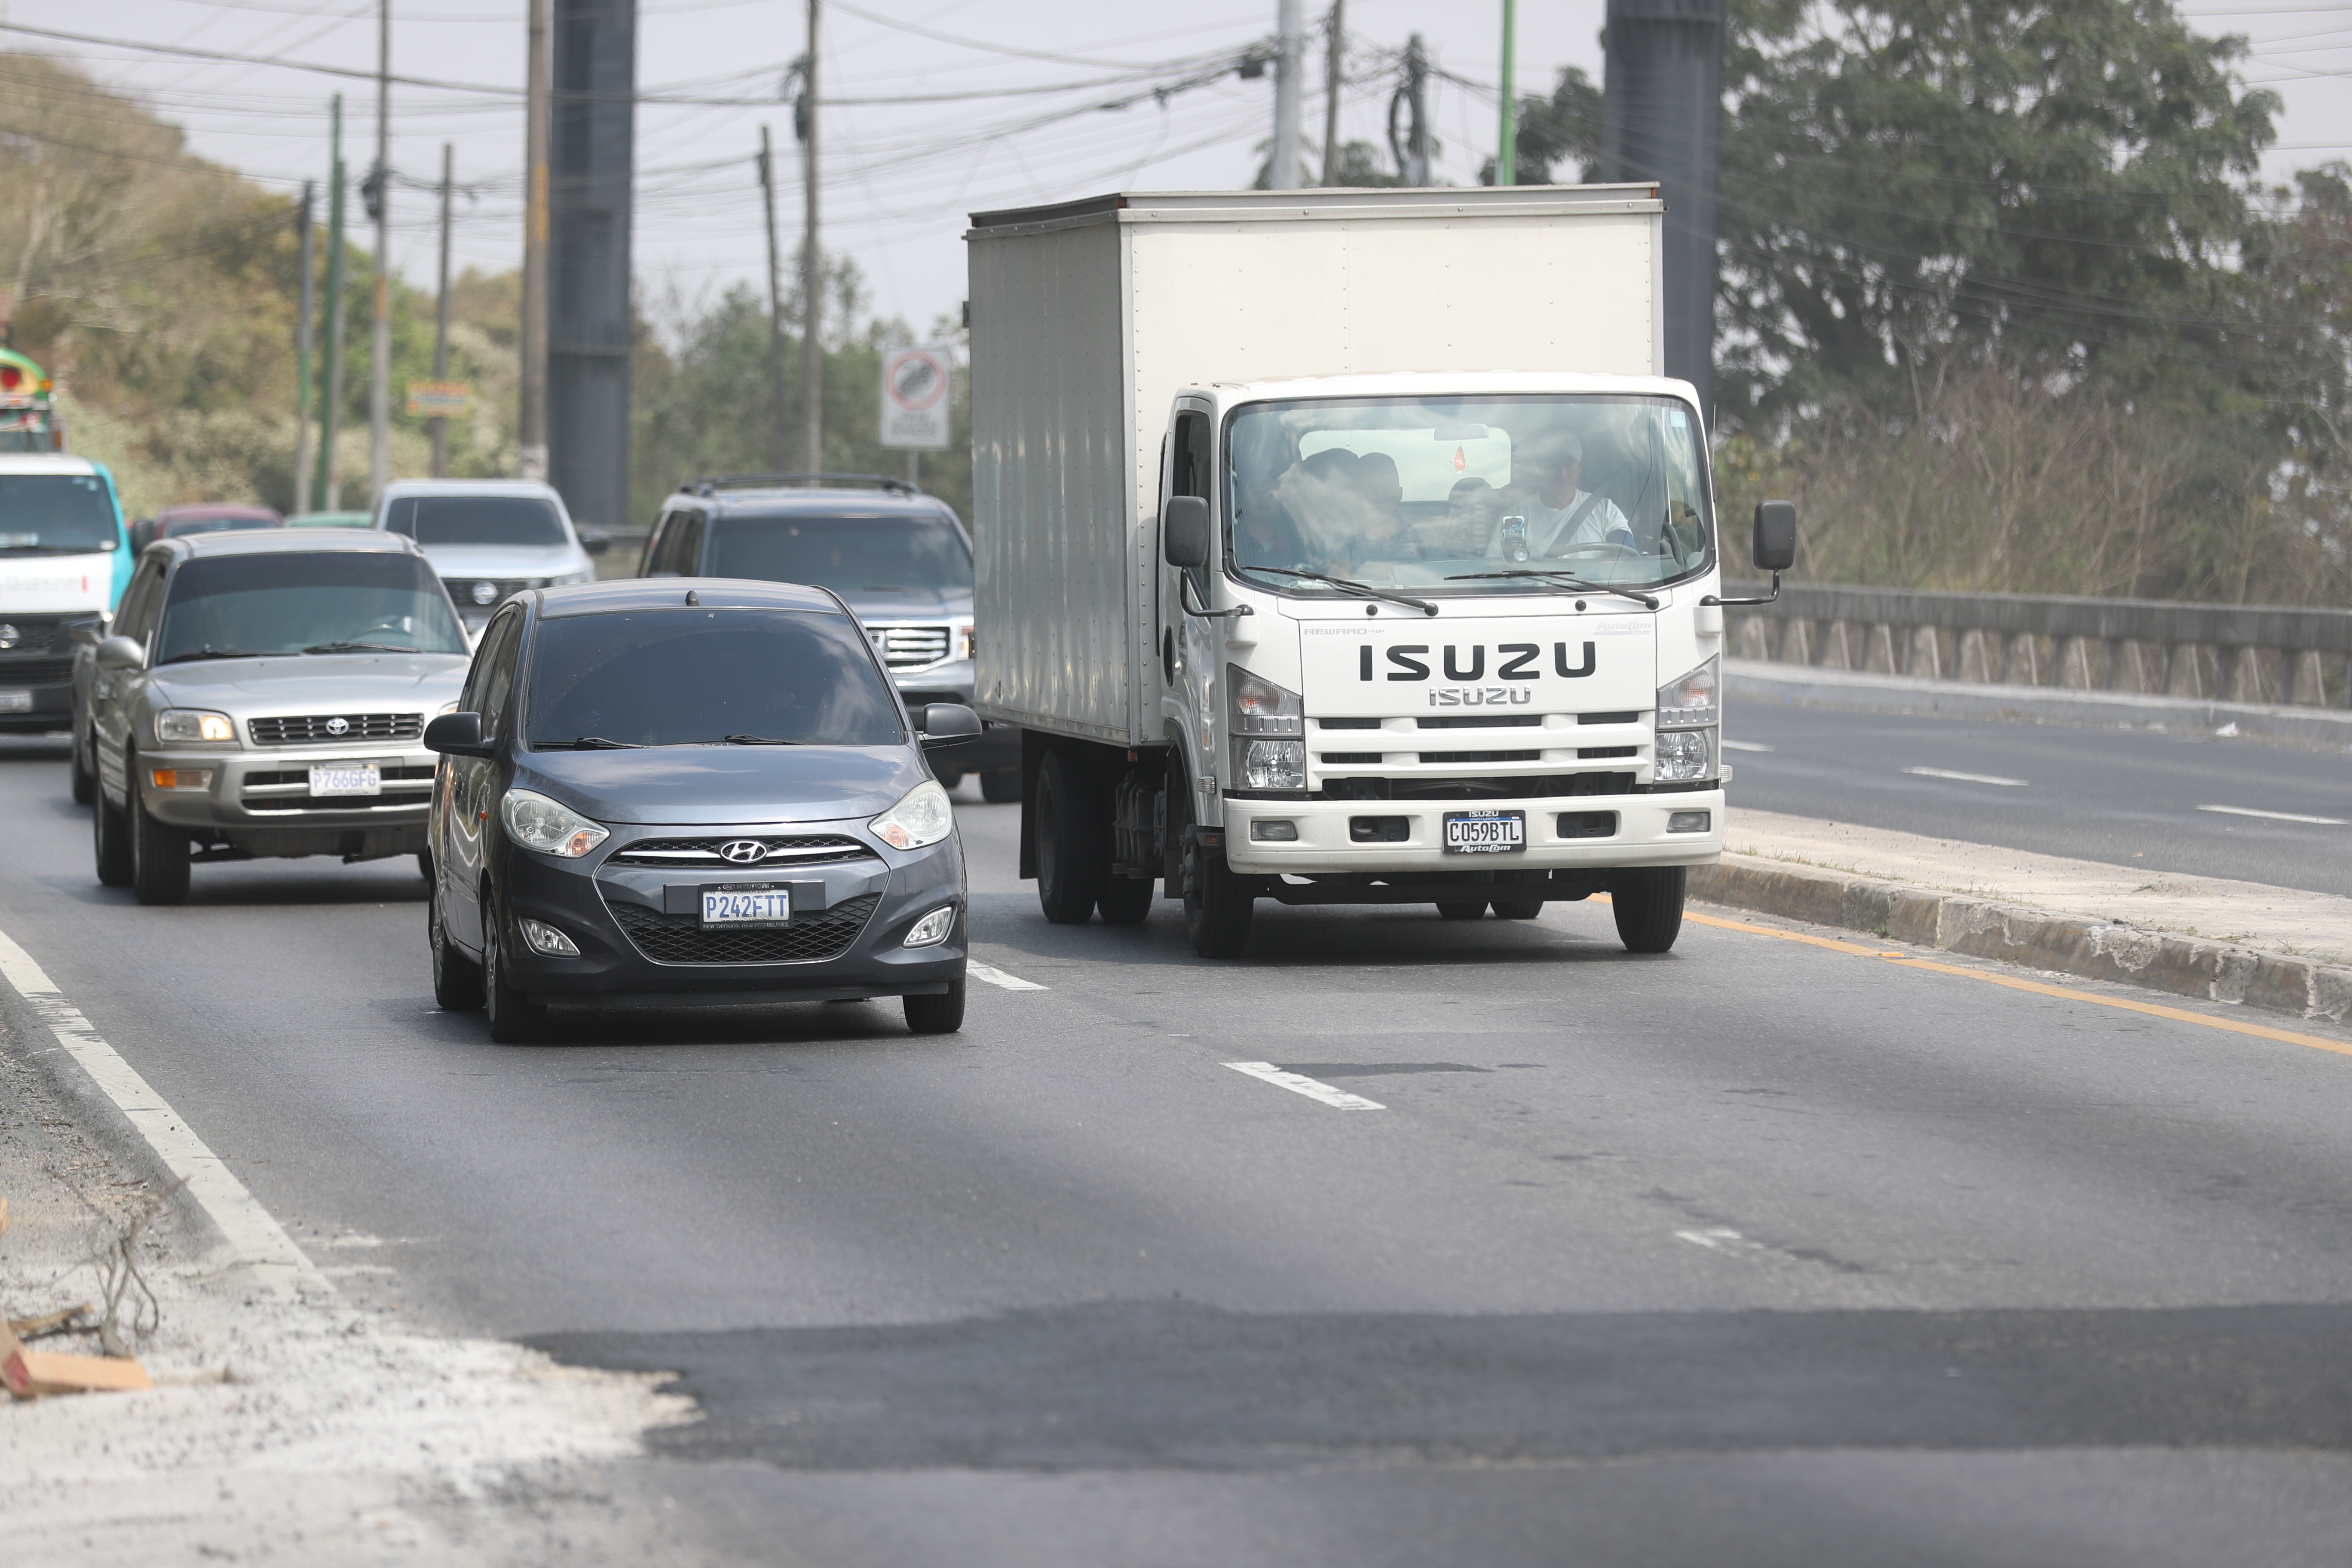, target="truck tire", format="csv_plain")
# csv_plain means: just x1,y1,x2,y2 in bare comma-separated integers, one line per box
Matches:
1098,873,1153,925
980,768,1021,804
1491,896,1544,919
934,768,965,791
92,780,132,889
483,897,550,1044
128,772,191,906
1183,837,1254,958
903,974,967,1034
1436,900,1488,920
1034,748,1104,924
70,729,94,805
1608,866,1686,953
